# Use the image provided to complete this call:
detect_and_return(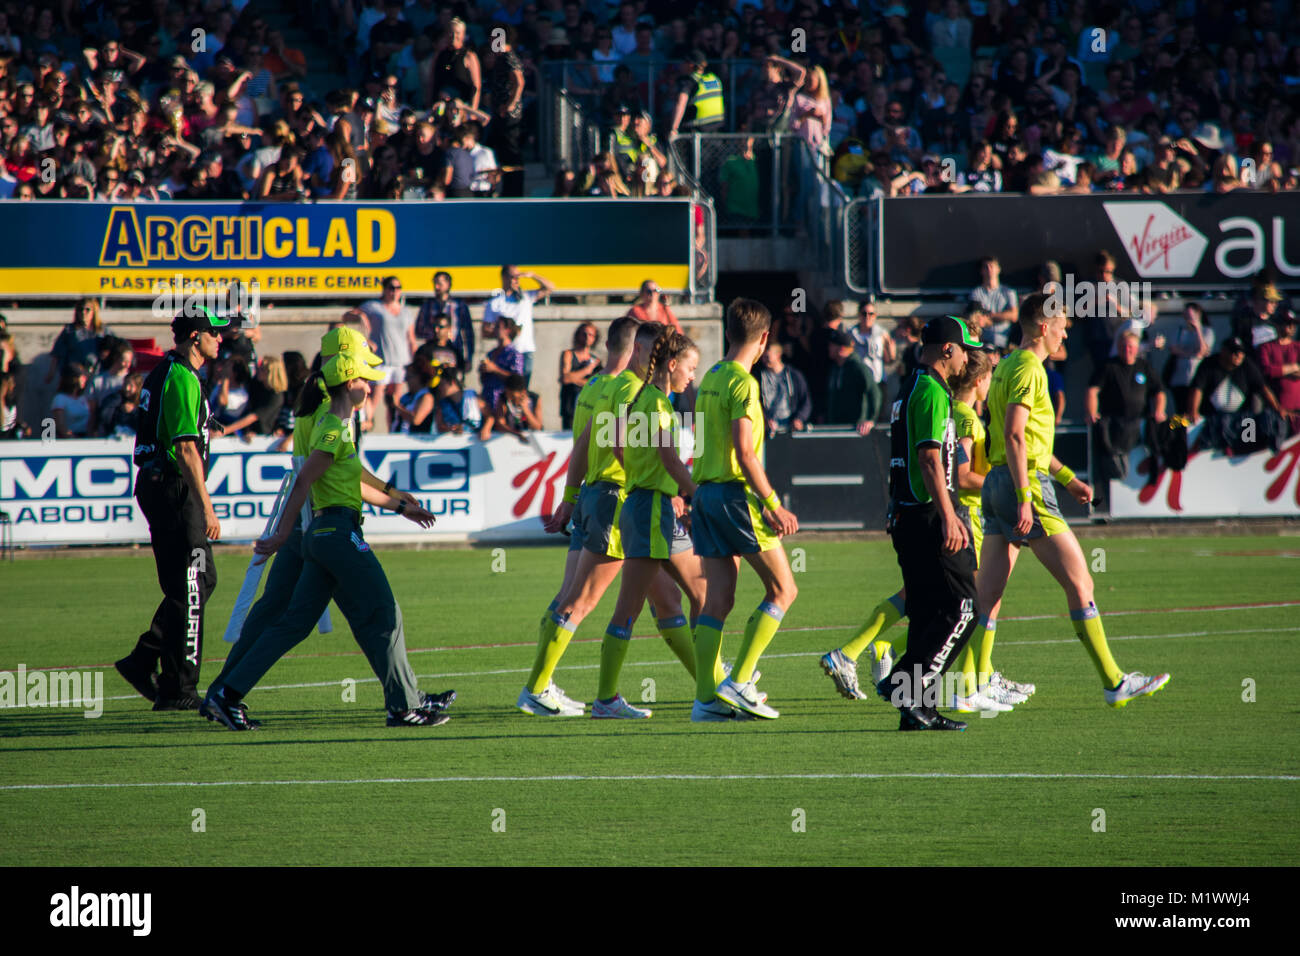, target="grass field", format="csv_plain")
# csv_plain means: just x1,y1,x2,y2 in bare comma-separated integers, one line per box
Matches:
0,534,1297,866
